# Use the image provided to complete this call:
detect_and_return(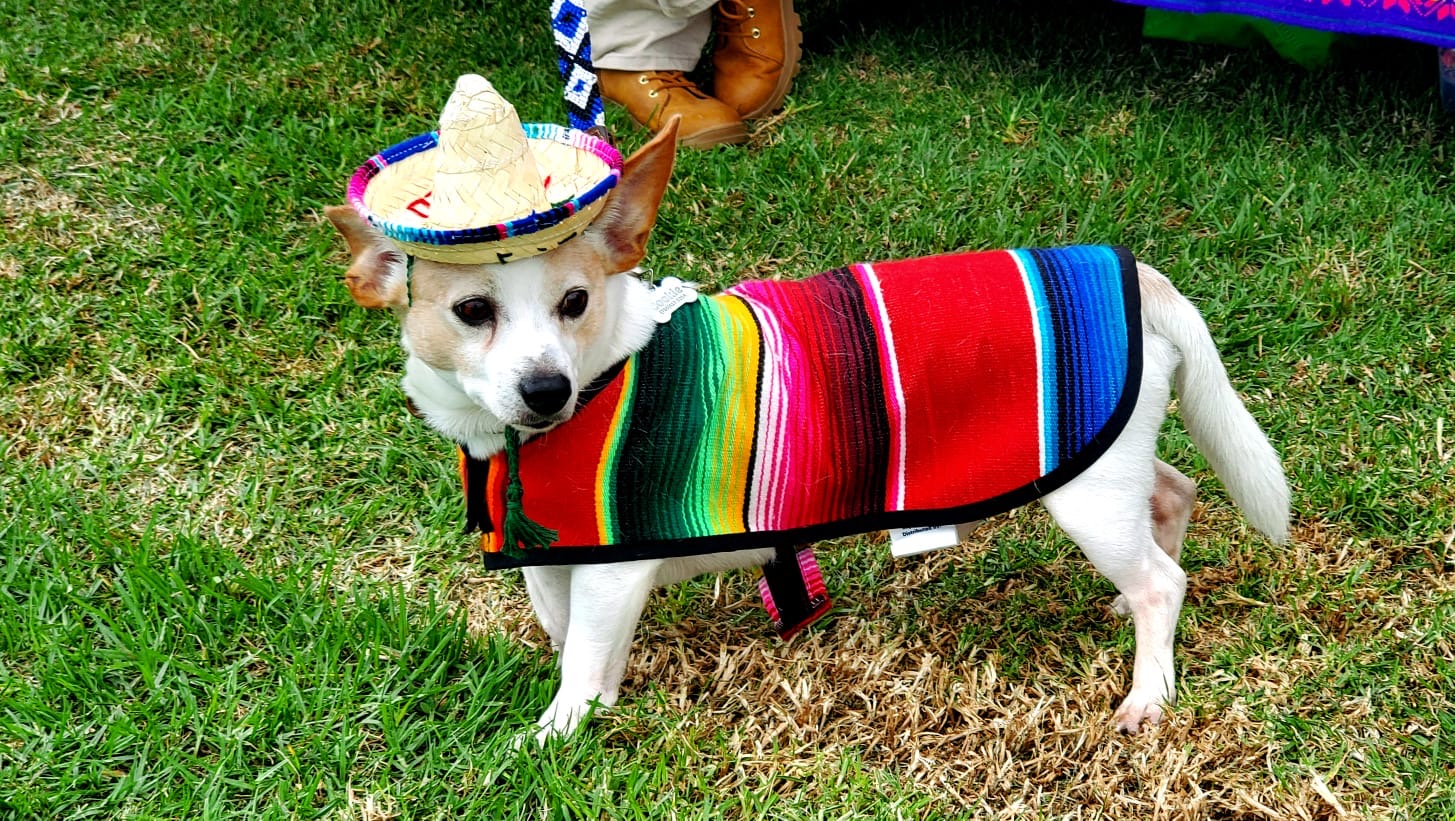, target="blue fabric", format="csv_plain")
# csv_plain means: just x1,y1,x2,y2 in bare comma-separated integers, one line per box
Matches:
1019,246,1133,469
1118,0,1455,48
